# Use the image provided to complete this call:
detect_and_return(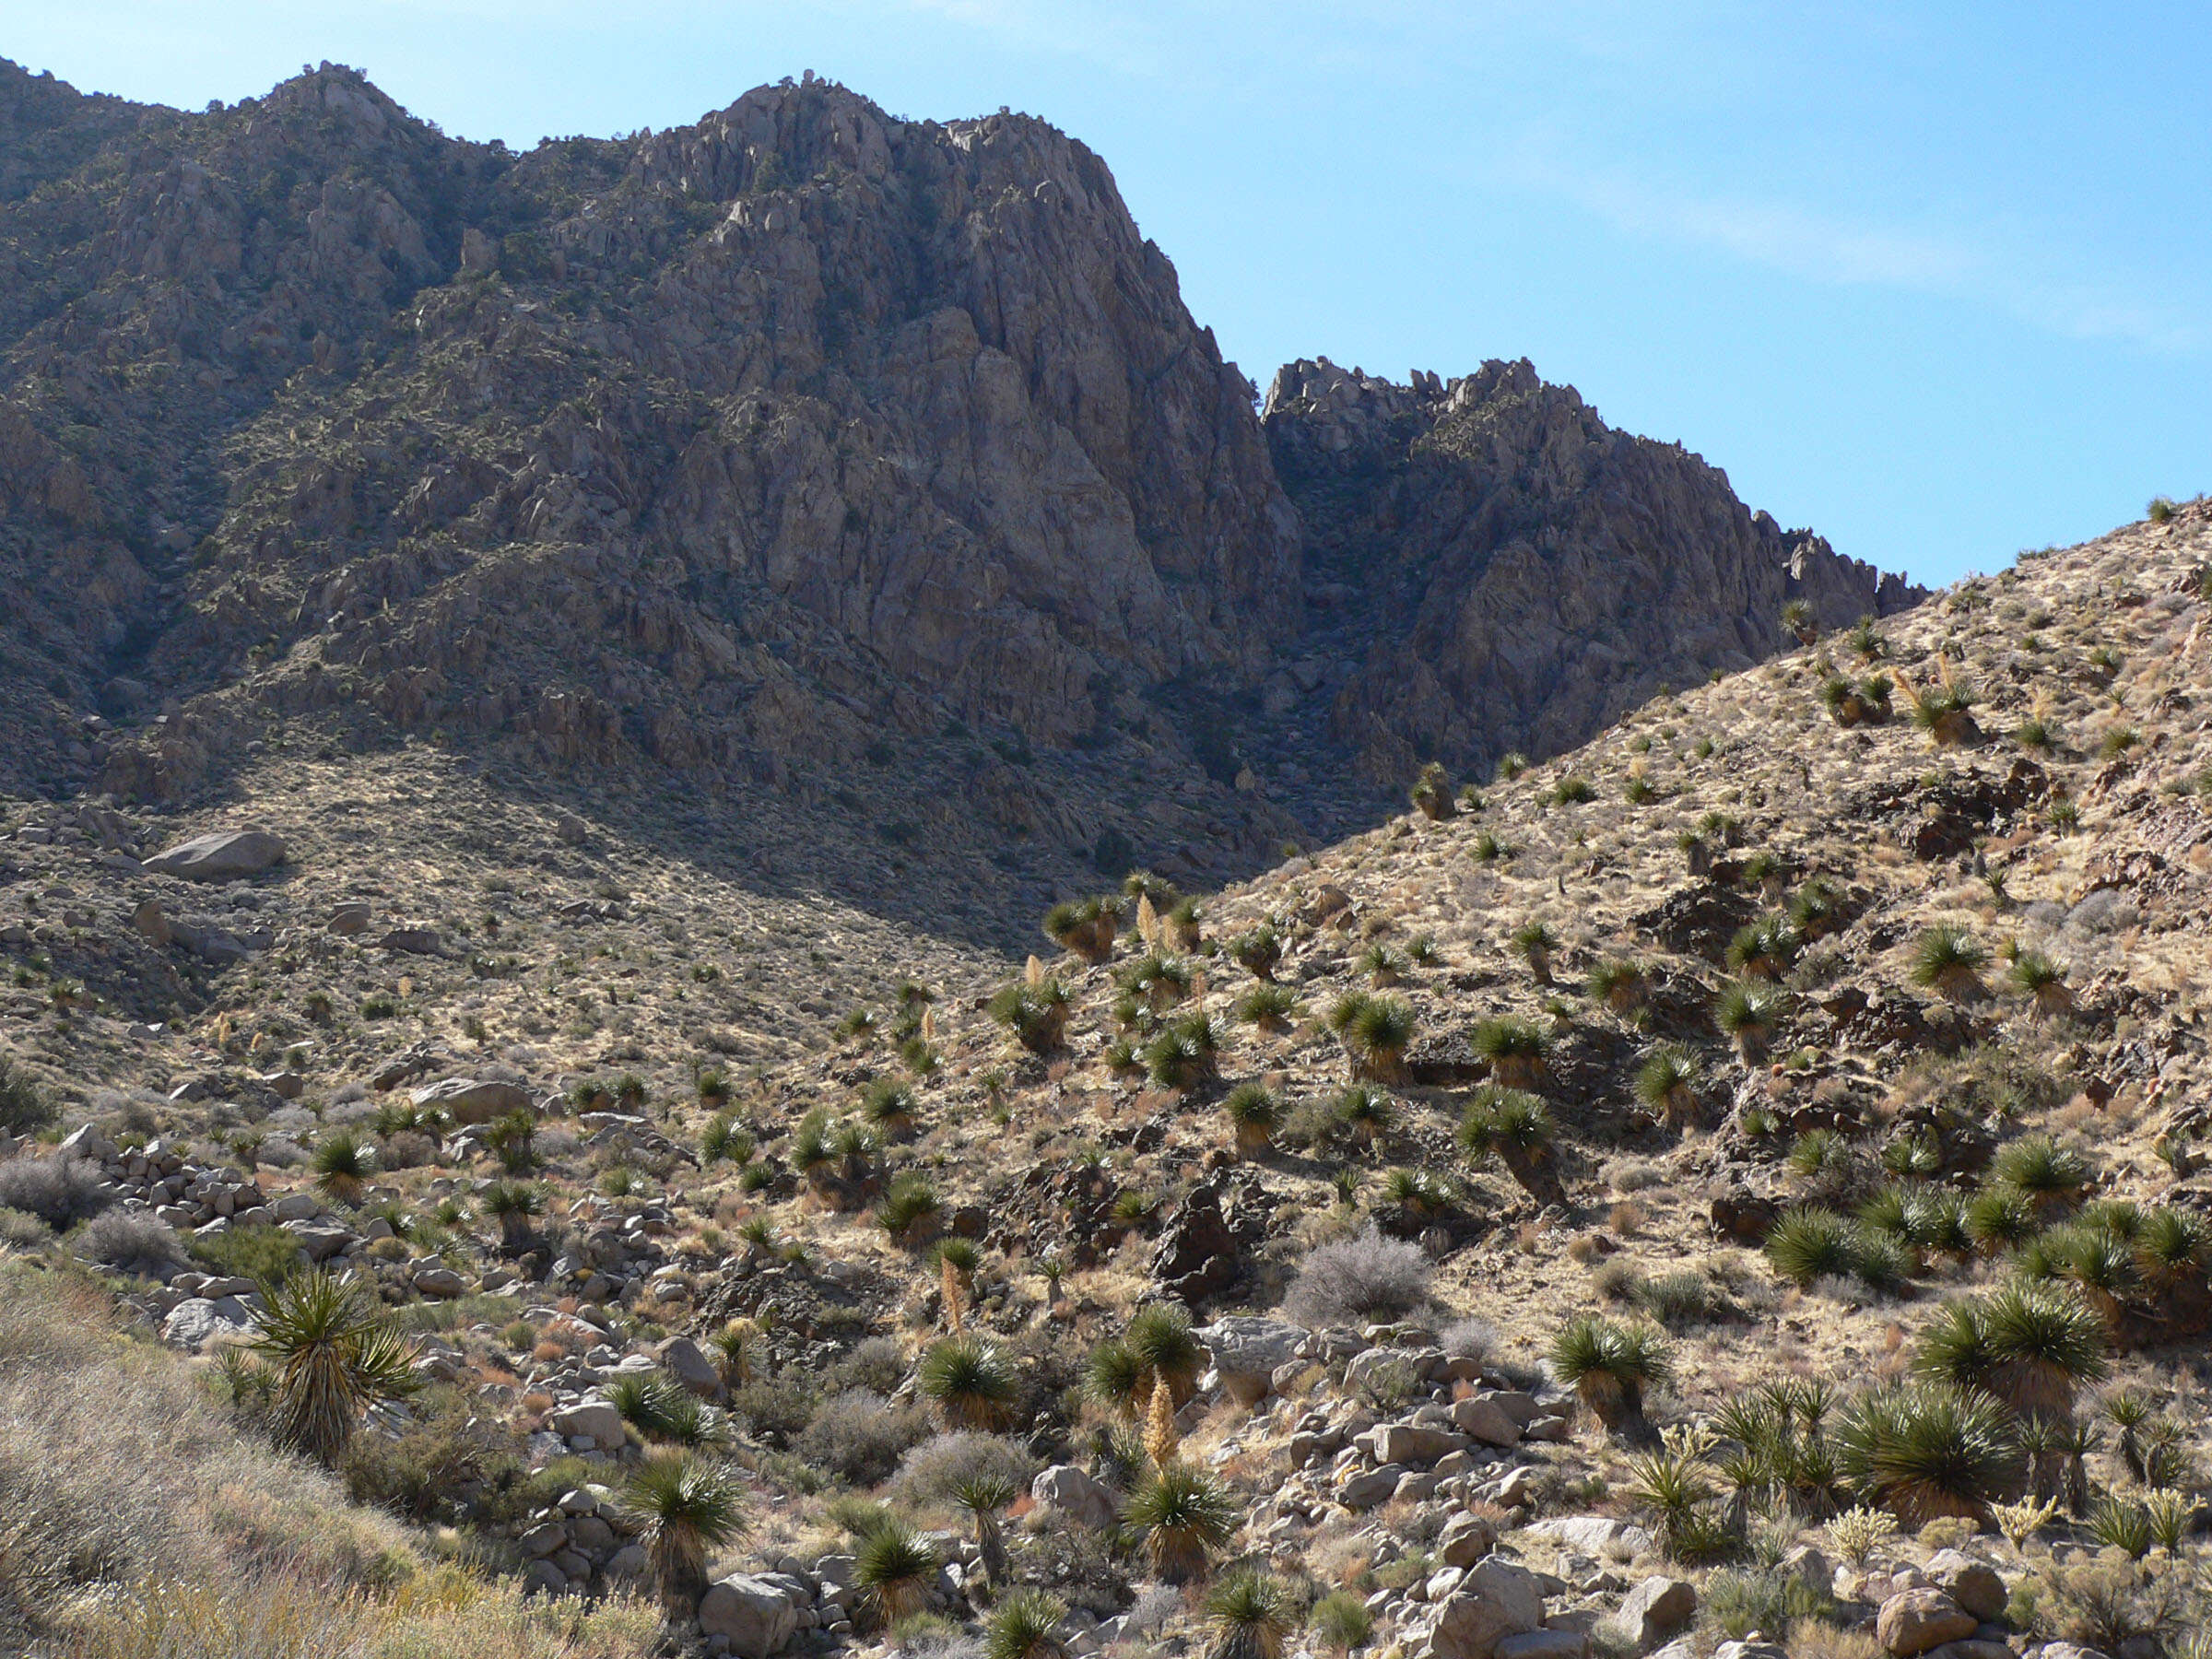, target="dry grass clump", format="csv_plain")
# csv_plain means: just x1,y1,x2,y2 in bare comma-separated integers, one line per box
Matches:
0,1266,655,1656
